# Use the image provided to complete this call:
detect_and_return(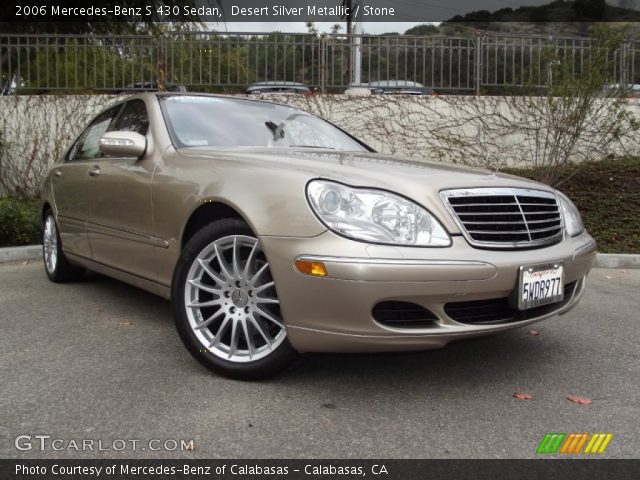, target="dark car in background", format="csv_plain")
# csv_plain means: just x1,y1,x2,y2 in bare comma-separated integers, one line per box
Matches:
368,80,433,95
119,81,188,94
246,82,311,95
